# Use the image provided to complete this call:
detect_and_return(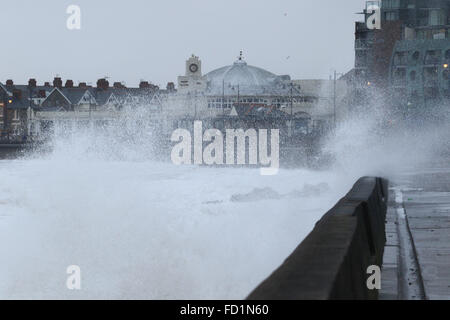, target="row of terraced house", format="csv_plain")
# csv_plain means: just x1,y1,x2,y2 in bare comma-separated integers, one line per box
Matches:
0,77,175,142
